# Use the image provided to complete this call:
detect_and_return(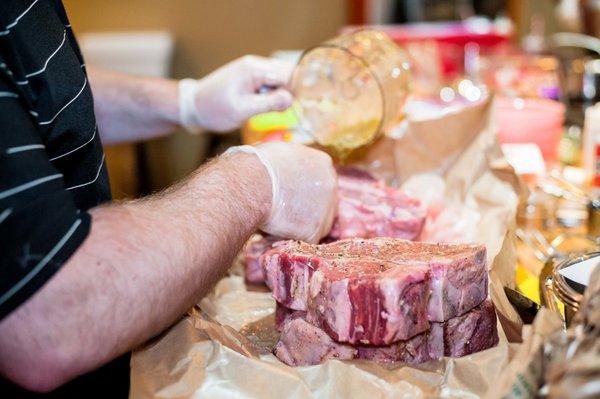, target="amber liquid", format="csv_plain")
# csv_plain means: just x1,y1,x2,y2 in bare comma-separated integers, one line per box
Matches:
318,118,381,161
